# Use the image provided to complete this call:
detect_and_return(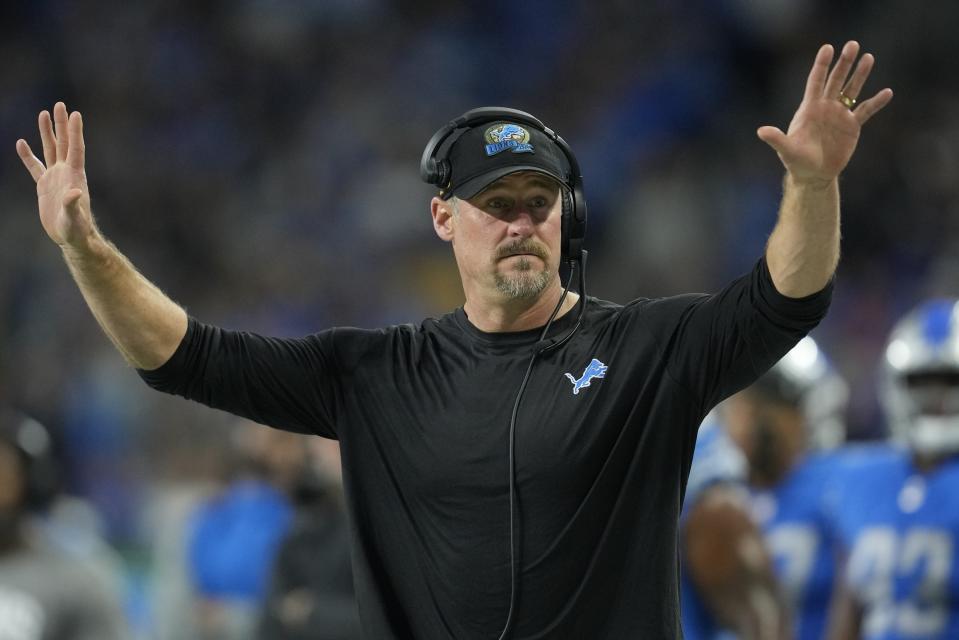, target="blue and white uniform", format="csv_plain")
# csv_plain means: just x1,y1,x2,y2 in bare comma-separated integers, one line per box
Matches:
751,449,845,640
832,444,959,640
681,335,850,640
